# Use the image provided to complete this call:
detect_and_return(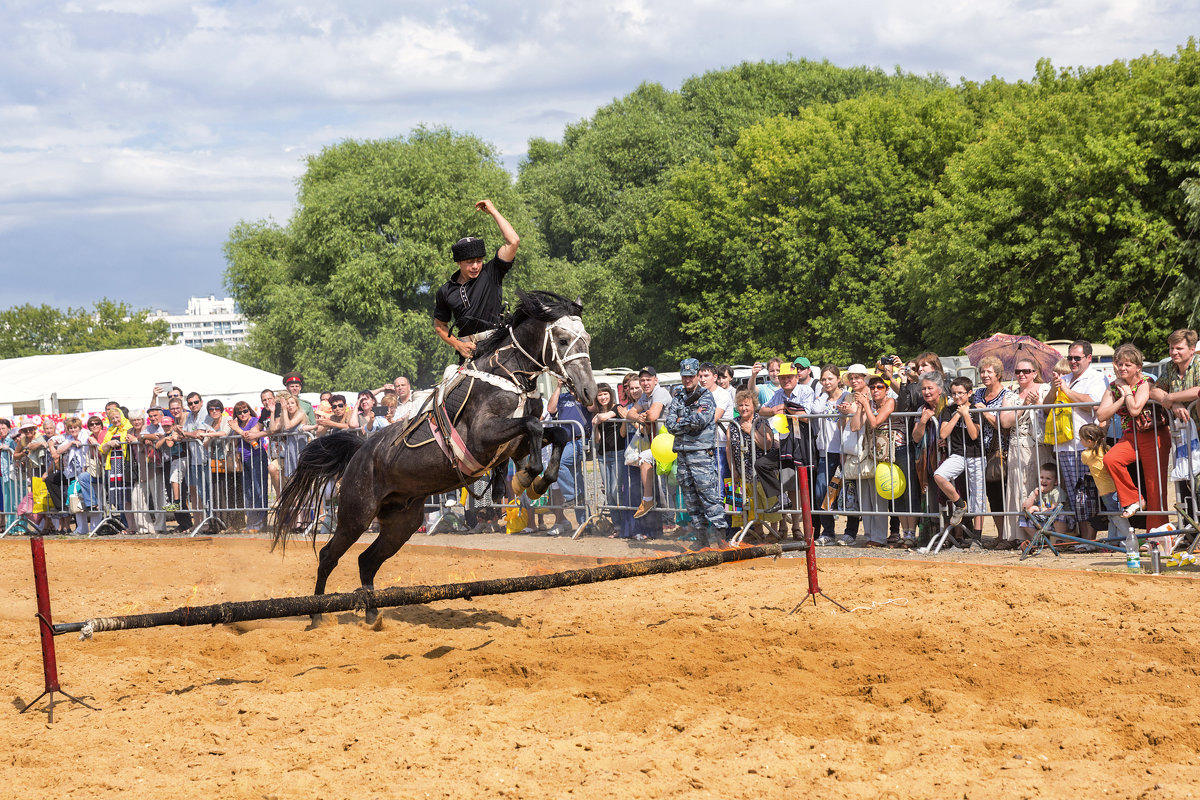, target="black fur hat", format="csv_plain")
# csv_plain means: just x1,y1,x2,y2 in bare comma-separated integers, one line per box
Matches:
451,237,486,262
